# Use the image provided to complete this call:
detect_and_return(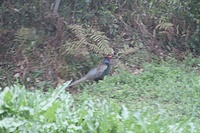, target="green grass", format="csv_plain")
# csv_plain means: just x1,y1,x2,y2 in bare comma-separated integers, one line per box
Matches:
1,59,200,132
76,59,200,123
